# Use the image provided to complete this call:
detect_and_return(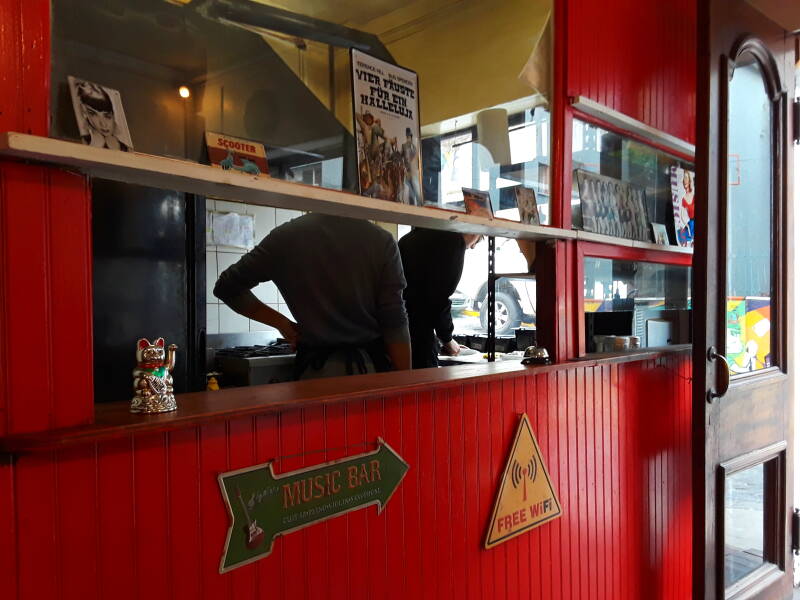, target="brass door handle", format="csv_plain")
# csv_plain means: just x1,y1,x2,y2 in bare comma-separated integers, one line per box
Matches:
707,346,731,402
